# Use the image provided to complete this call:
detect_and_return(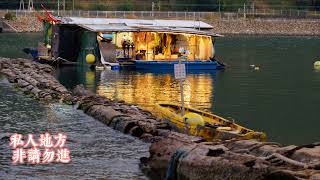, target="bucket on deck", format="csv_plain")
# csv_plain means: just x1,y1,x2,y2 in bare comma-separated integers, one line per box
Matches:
111,65,120,70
